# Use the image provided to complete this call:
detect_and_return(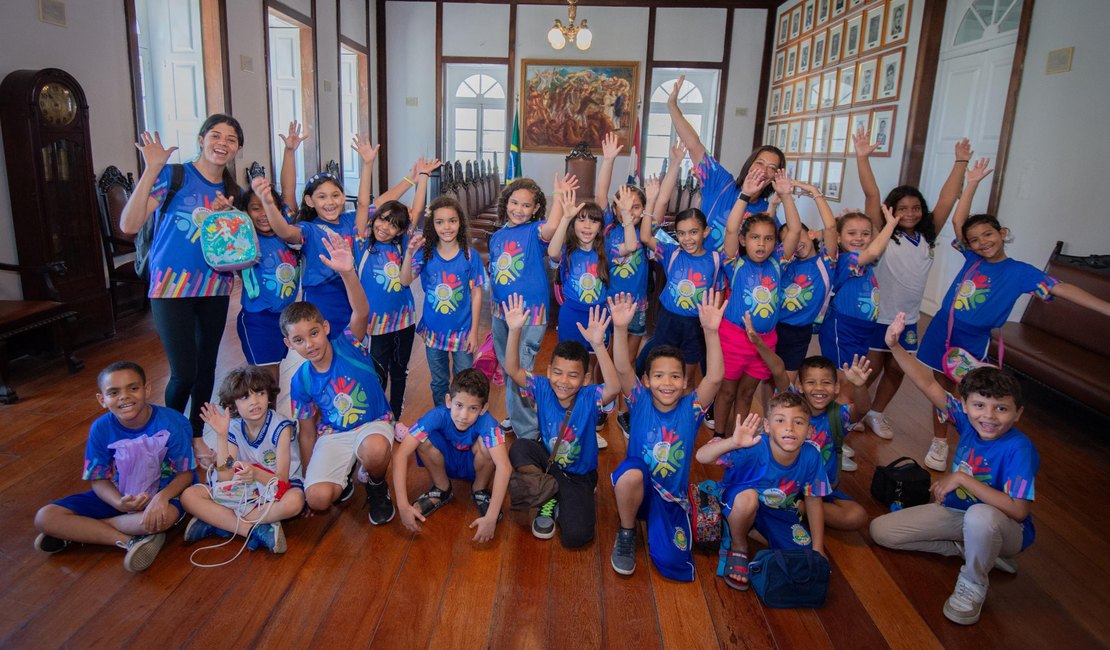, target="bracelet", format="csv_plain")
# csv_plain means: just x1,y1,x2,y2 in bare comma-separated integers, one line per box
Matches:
419,171,430,176
403,176,416,186
956,159,969,164
642,213,654,221
738,192,752,203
